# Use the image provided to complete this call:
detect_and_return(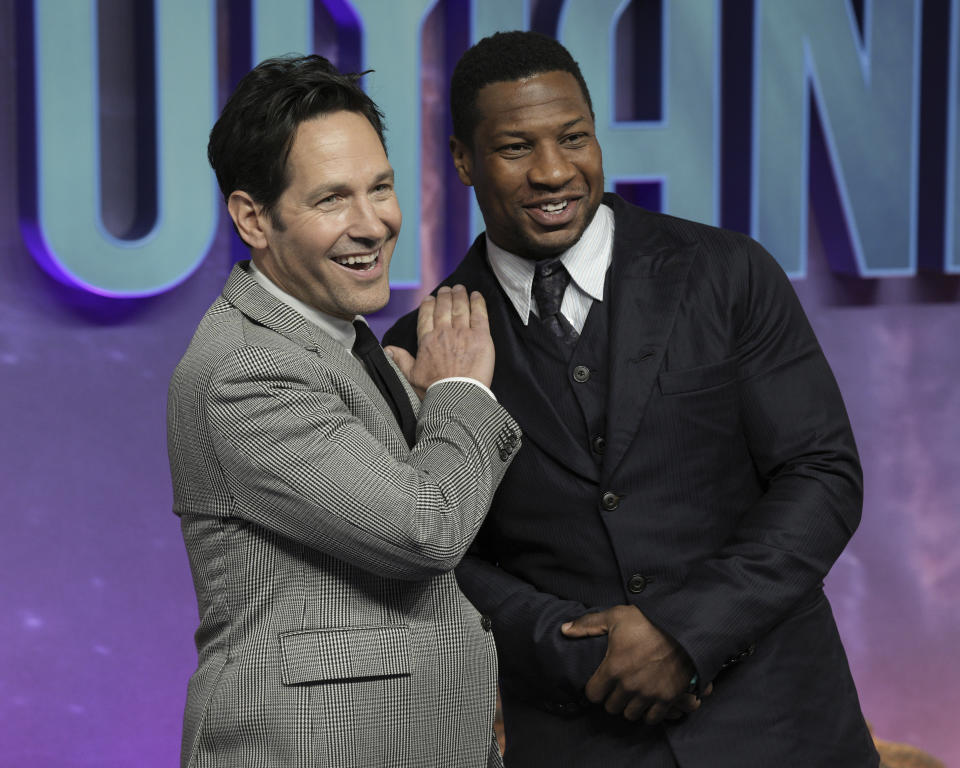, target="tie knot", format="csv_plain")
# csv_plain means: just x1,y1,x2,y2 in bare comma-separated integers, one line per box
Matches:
532,258,570,319
352,319,380,355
